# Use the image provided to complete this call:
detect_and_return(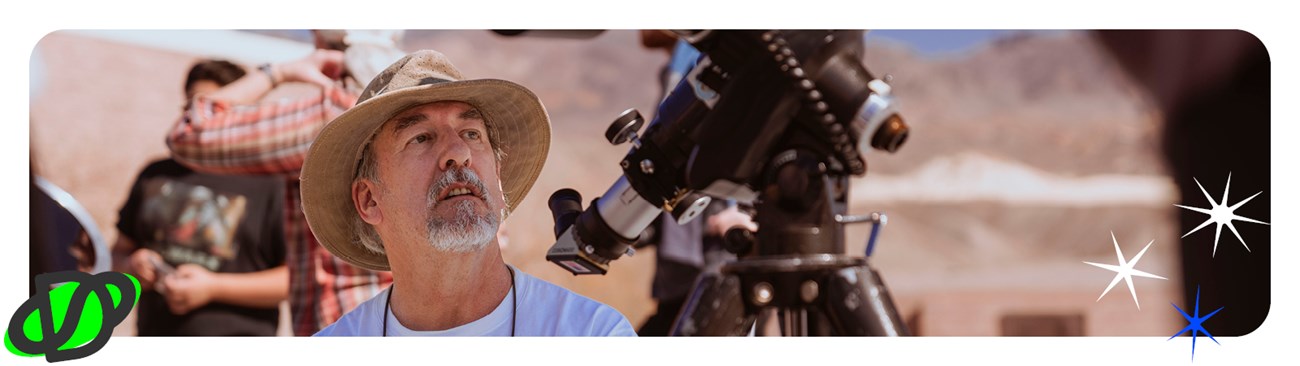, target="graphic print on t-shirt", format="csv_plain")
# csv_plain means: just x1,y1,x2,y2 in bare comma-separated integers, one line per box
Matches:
140,178,248,270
